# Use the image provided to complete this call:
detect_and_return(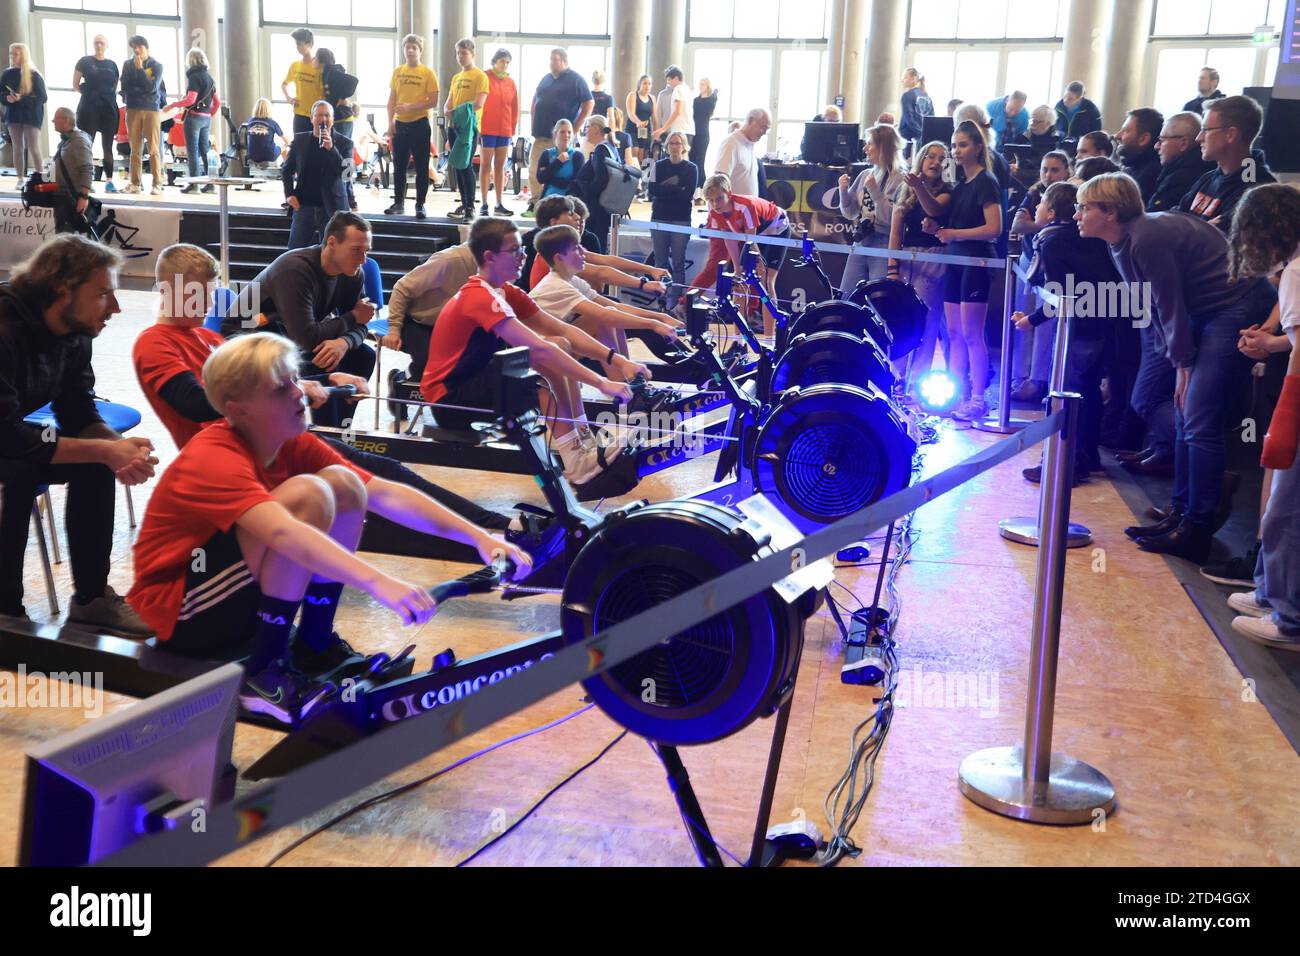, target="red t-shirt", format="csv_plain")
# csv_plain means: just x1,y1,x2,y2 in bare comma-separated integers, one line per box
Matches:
133,323,224,450
420,275,539,402
529,255,551,289
480,72,518,139
127,422,372,640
